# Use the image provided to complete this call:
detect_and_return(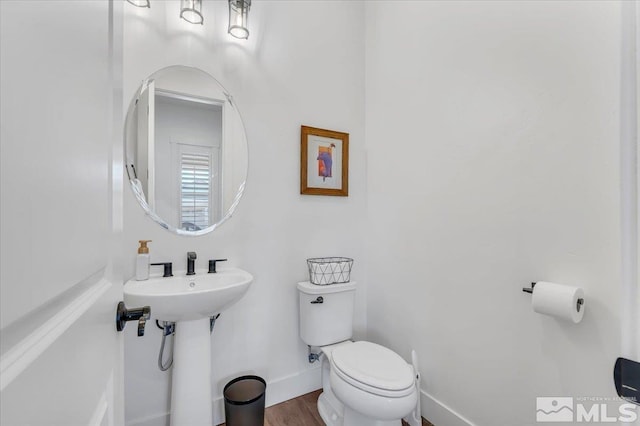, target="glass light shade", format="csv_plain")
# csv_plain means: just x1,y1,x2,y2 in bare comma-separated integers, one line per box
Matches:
126,0,150,7
228,0,251,39
180,0,204,25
